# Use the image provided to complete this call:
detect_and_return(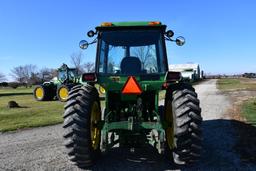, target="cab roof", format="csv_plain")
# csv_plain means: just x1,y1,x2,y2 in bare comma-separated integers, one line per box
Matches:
100,21,162,27
96,21,166,31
